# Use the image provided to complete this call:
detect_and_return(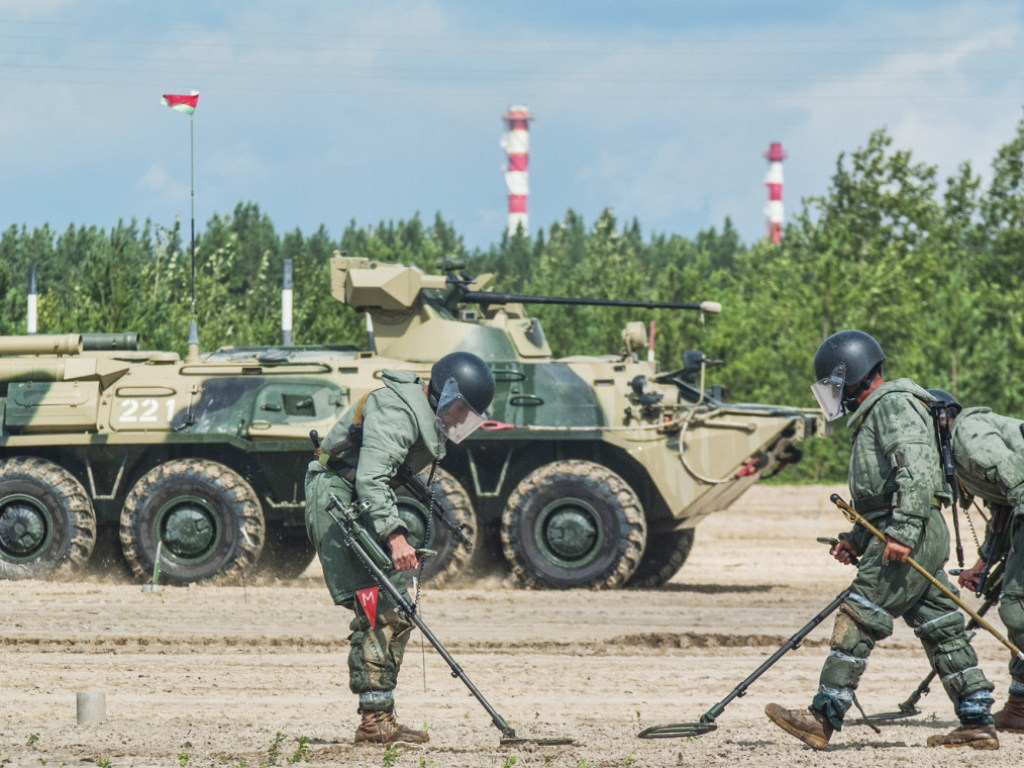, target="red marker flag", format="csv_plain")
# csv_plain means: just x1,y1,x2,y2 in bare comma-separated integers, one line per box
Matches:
356,587,379,629
161,91,199,115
